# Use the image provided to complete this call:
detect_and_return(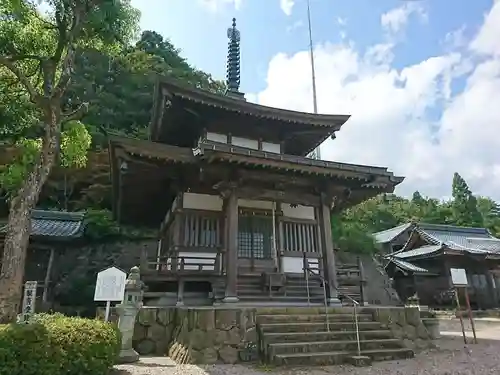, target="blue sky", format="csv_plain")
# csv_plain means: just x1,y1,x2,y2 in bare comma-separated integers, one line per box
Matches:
130,0,500,201
132,0,492,93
